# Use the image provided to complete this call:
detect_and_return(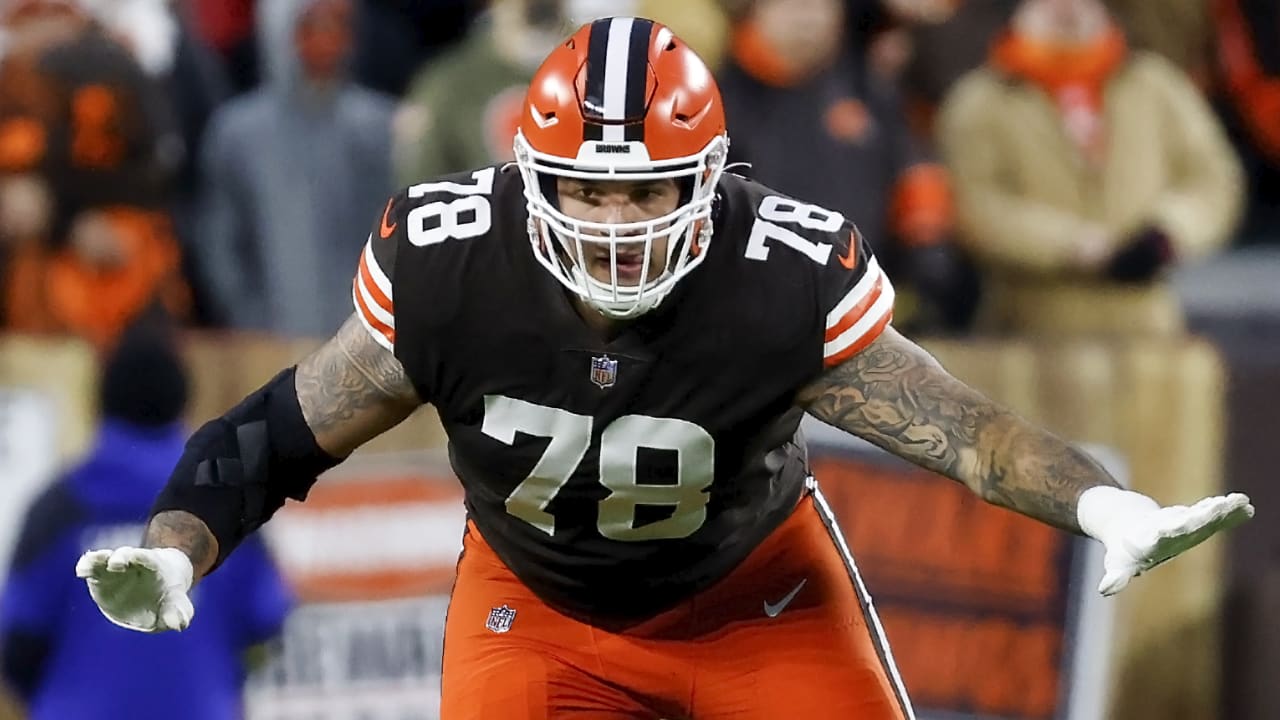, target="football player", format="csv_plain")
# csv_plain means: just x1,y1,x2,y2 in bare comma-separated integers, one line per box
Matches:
76,17,1252,720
